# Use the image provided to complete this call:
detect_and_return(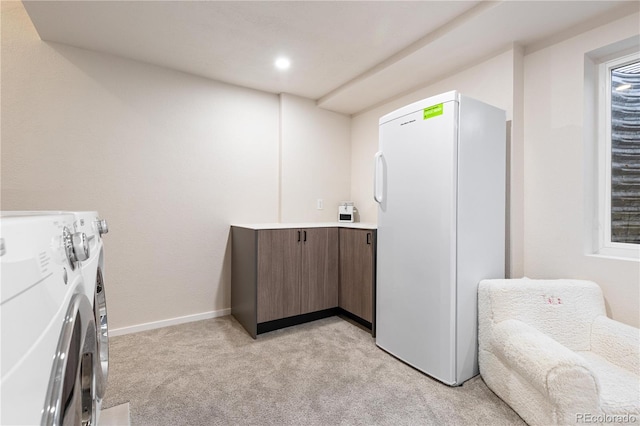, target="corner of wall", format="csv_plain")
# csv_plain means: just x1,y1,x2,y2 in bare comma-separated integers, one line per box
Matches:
279,93,352,222
508,44,525,278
